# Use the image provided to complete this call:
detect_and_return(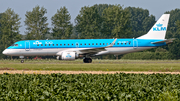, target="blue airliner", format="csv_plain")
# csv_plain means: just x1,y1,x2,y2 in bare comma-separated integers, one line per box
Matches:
2,14,174,63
